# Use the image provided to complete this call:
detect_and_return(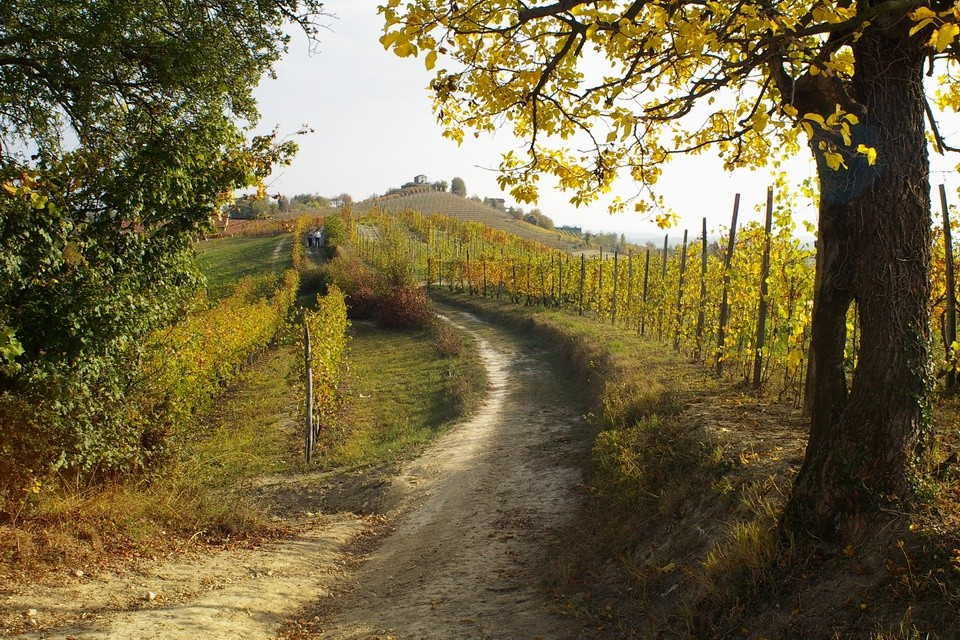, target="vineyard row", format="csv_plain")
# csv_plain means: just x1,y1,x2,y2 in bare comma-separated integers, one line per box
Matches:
348,194,960,405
